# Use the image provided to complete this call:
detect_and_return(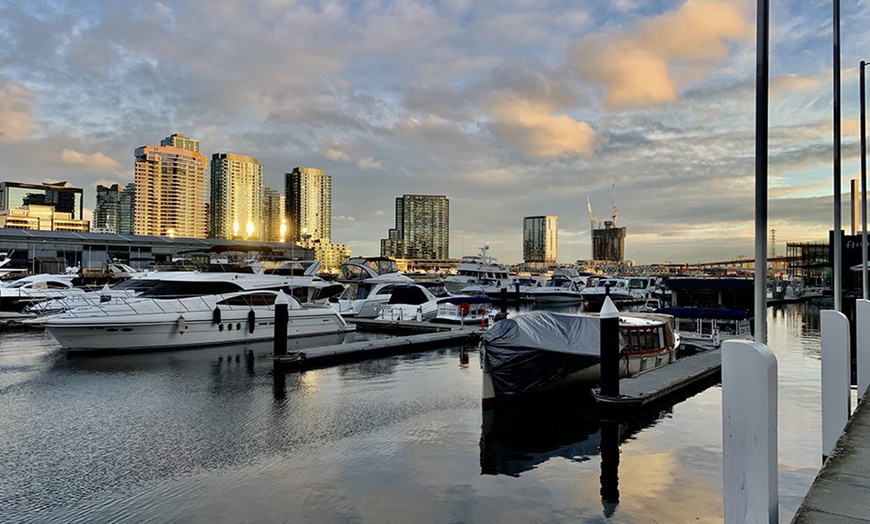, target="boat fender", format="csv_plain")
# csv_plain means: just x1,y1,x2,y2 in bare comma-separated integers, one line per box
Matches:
459,302,470,316
416,306,423,322
177,314,186,334
213,307,221,324
248,310,256,334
